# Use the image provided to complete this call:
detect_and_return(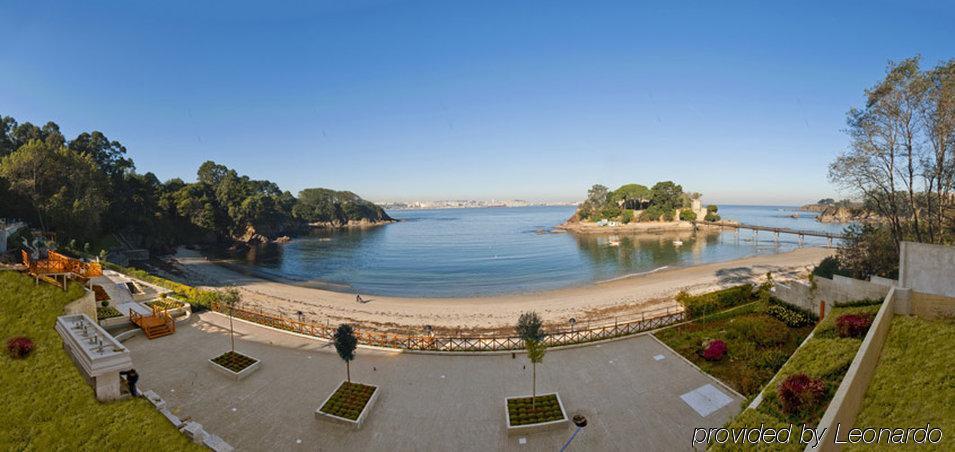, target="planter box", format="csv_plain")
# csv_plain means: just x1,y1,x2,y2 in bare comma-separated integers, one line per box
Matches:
98,315,131,329
315,381,379,429
208,351,260,381
505,392,569,434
